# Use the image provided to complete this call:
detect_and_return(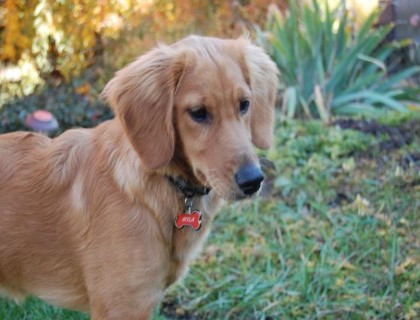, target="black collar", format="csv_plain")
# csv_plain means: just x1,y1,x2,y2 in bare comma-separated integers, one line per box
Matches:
167,176,211,198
